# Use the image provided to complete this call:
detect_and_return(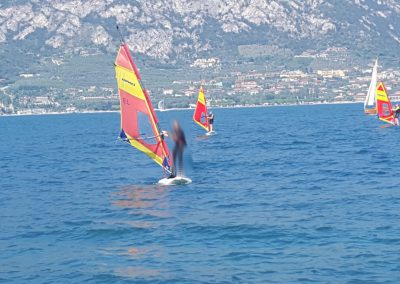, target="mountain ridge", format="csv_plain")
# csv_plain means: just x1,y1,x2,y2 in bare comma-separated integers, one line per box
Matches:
1,0,400,64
